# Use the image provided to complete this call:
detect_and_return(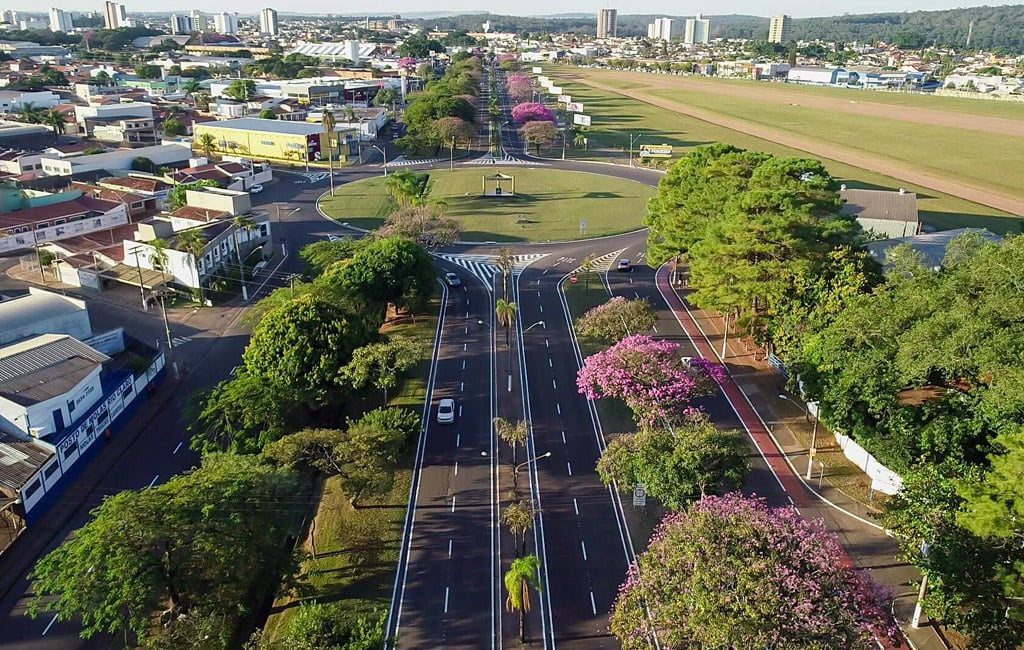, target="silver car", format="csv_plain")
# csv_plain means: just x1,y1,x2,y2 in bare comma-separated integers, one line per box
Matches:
436,398,455,424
